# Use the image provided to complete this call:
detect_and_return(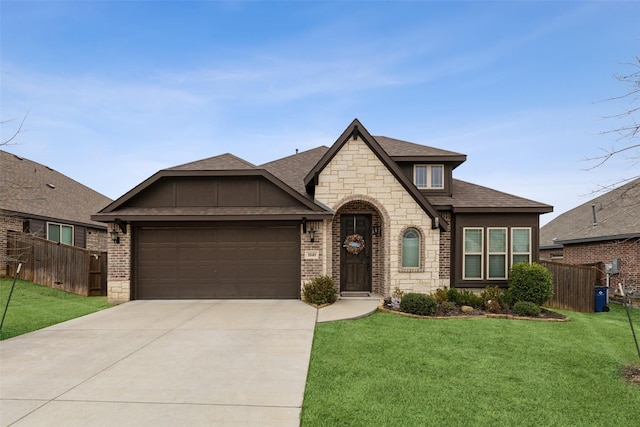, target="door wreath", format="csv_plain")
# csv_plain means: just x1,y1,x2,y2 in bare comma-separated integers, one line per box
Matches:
343,234,365,255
